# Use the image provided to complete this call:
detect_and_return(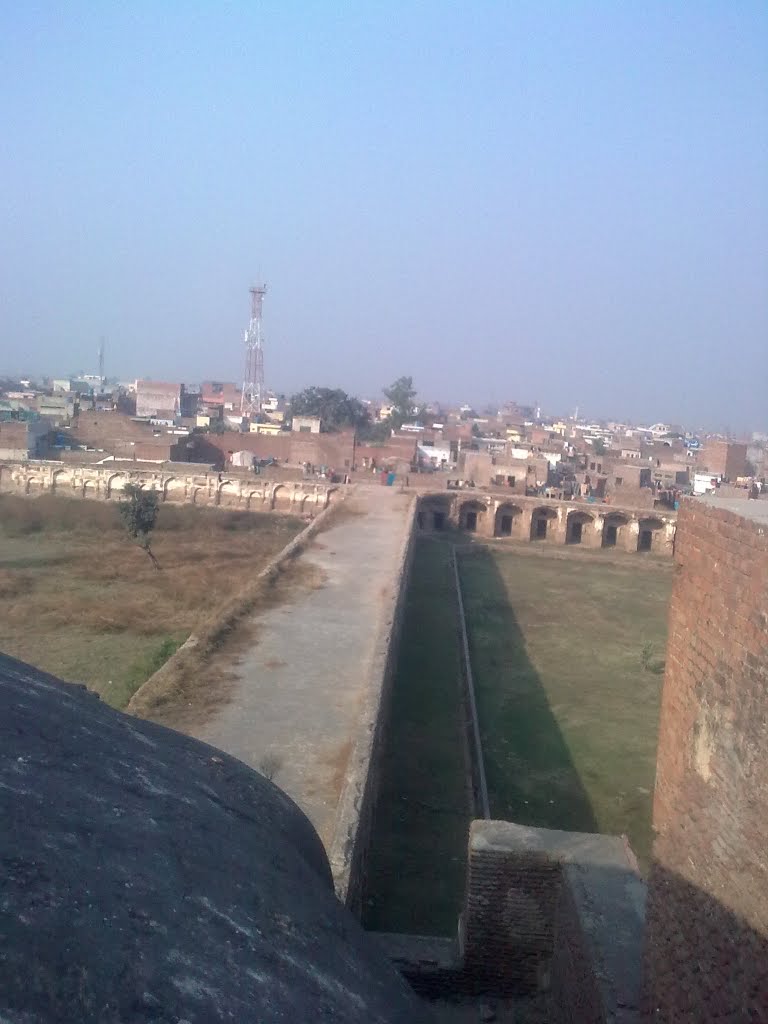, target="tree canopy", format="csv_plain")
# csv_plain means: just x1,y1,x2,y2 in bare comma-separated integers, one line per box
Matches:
286,376,422,441
383,376,417,426
288,387,370,432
